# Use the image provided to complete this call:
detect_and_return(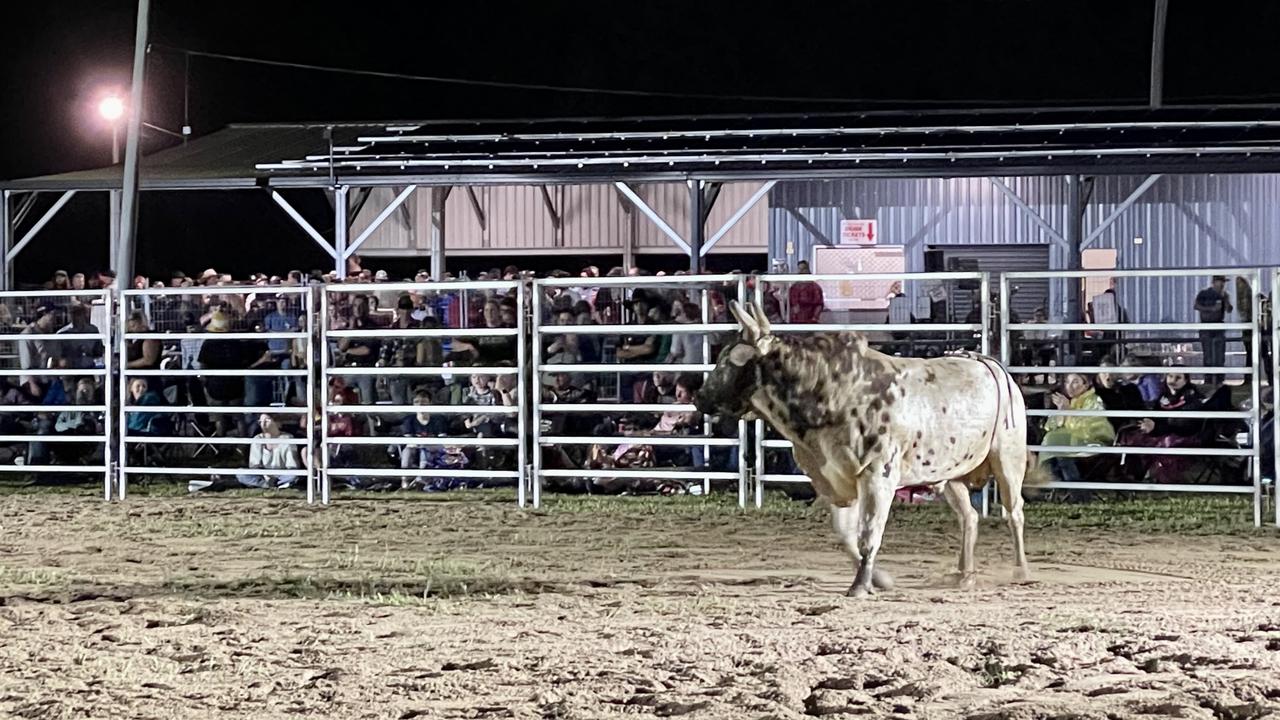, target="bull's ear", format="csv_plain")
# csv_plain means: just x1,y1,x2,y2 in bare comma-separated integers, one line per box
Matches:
729,300,761,343
748,302,773,337
727,343,756,367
